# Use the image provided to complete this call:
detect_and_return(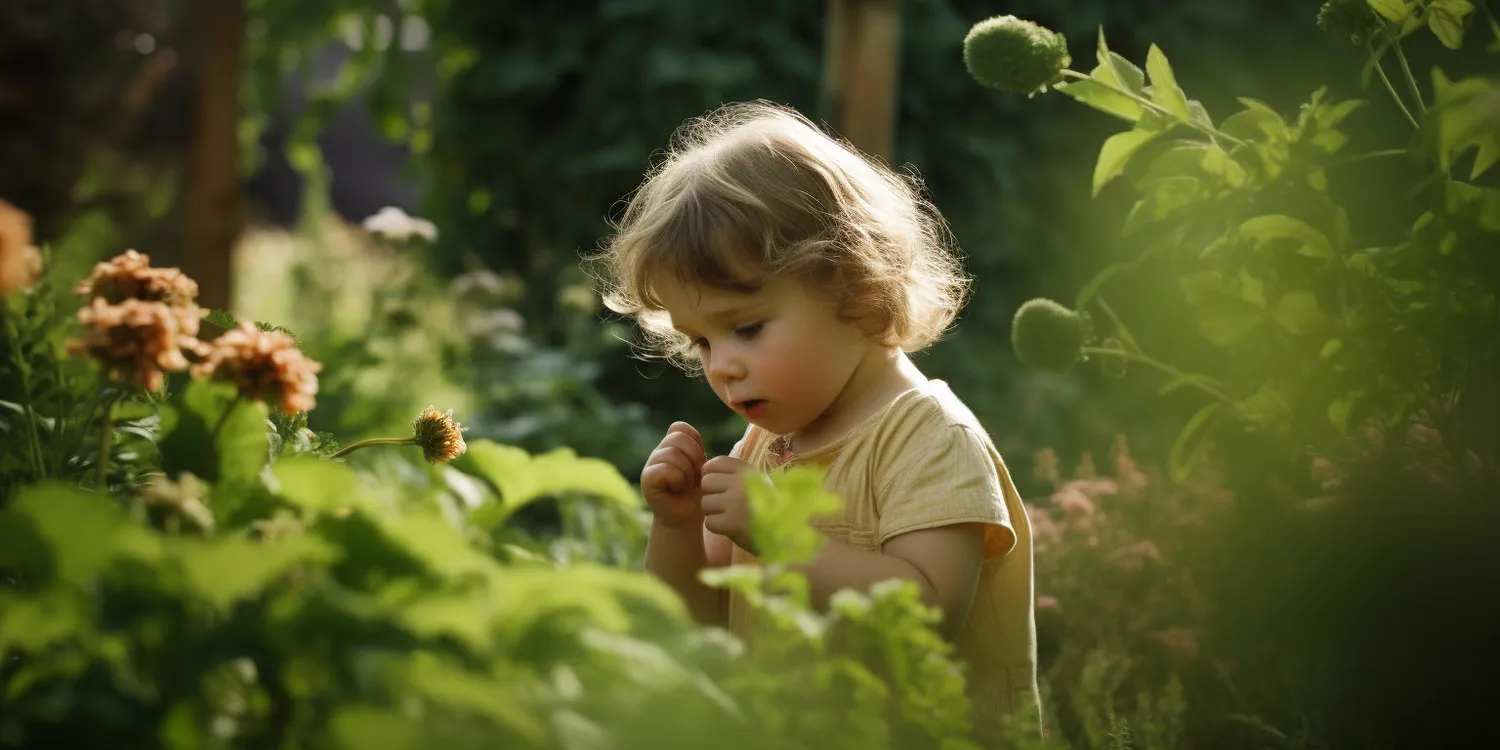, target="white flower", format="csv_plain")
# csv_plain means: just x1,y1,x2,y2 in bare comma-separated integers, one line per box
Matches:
362,206,438,243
